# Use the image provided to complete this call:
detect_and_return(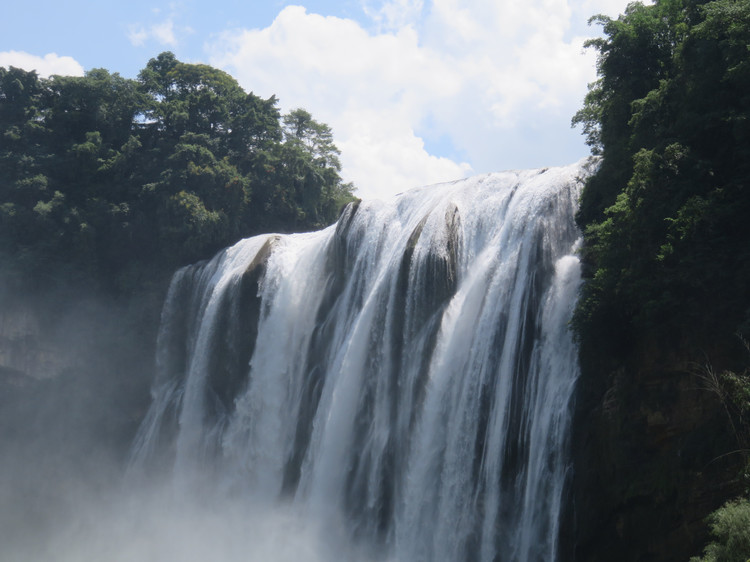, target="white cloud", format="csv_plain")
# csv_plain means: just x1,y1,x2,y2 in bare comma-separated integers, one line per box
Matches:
127,26,150,47
128,14,192,48
152,19,178,46
363,0,424,31
207,0,635,201
0,51,84,77
335,107,472,198
209,6,469,200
